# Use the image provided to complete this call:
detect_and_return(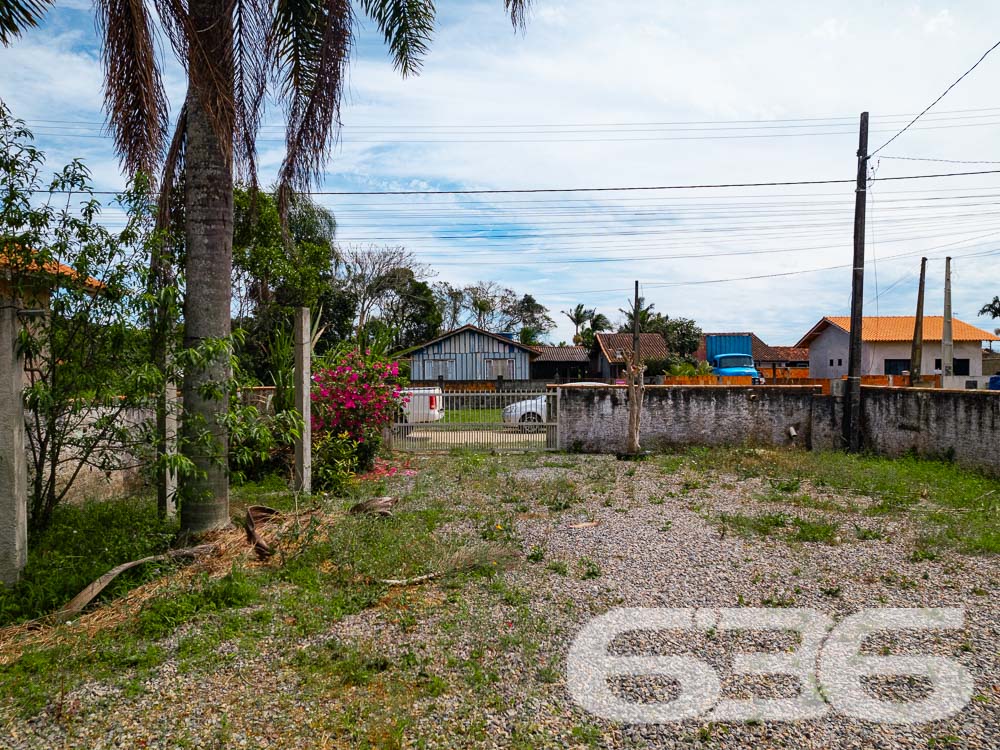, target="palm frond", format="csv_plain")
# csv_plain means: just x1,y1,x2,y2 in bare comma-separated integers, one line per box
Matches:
358,0,435,76
273,0,352,210
504,0,530,29
156,101,187,231
95,0,169,175
0,0,53,46
232,0,271,184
